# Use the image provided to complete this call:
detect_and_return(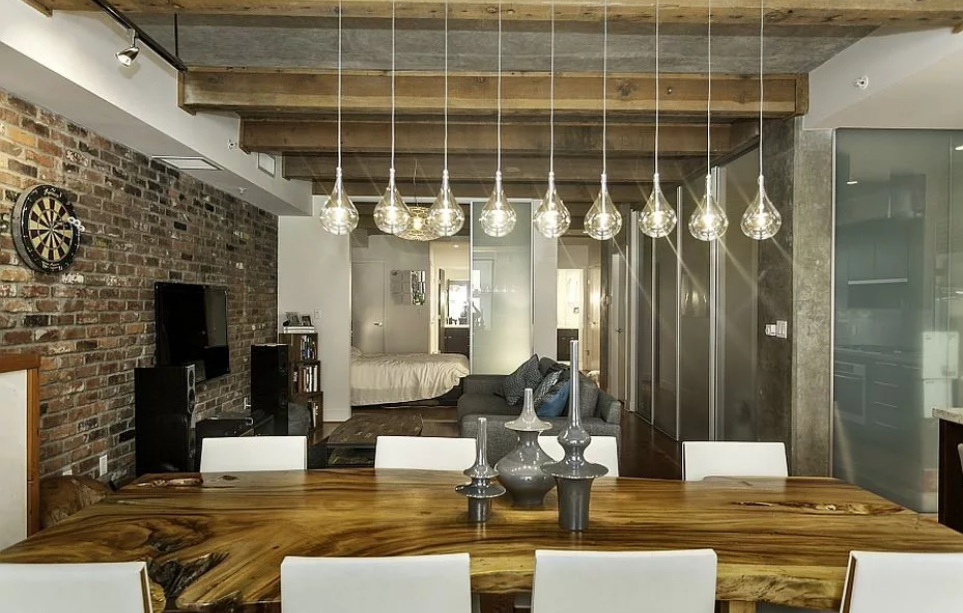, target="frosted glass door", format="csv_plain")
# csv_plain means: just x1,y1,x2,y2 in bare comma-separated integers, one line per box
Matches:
0,370,27,549
471,201,533,374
